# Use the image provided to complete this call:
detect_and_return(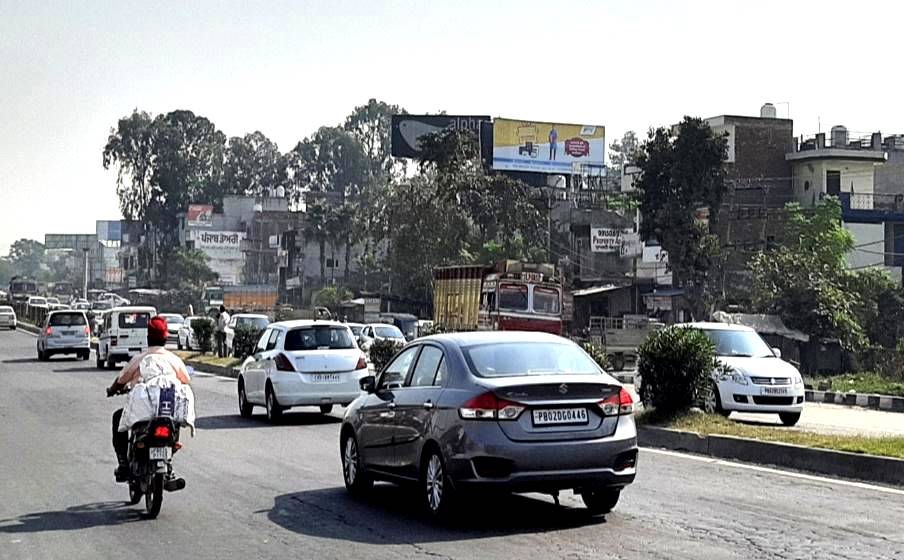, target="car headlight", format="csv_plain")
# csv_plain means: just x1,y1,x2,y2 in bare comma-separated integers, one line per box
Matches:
793,375,803,386
730,373,748,385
